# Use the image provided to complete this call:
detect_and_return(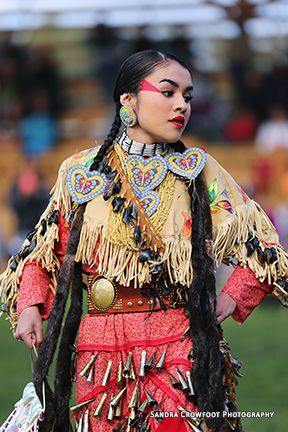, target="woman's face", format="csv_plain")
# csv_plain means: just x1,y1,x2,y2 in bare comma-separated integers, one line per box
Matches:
121,60,193,144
